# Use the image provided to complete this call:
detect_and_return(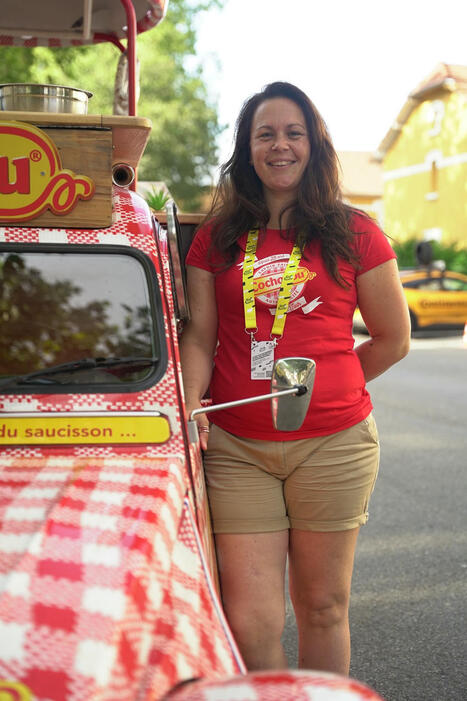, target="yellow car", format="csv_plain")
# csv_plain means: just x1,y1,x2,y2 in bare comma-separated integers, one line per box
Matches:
400,269,467,331
354,269,467,333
